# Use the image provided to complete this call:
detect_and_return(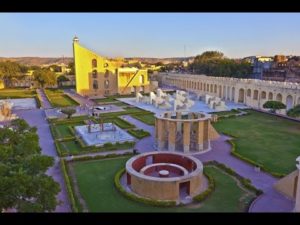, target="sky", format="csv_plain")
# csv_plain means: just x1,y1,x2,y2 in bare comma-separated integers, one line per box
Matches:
1,13,300,59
